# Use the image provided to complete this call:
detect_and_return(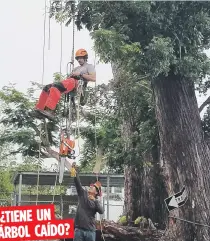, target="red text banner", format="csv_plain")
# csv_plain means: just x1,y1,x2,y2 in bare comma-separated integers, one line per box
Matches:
0,219,74,240
0,204,55,223
0,204,74,240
